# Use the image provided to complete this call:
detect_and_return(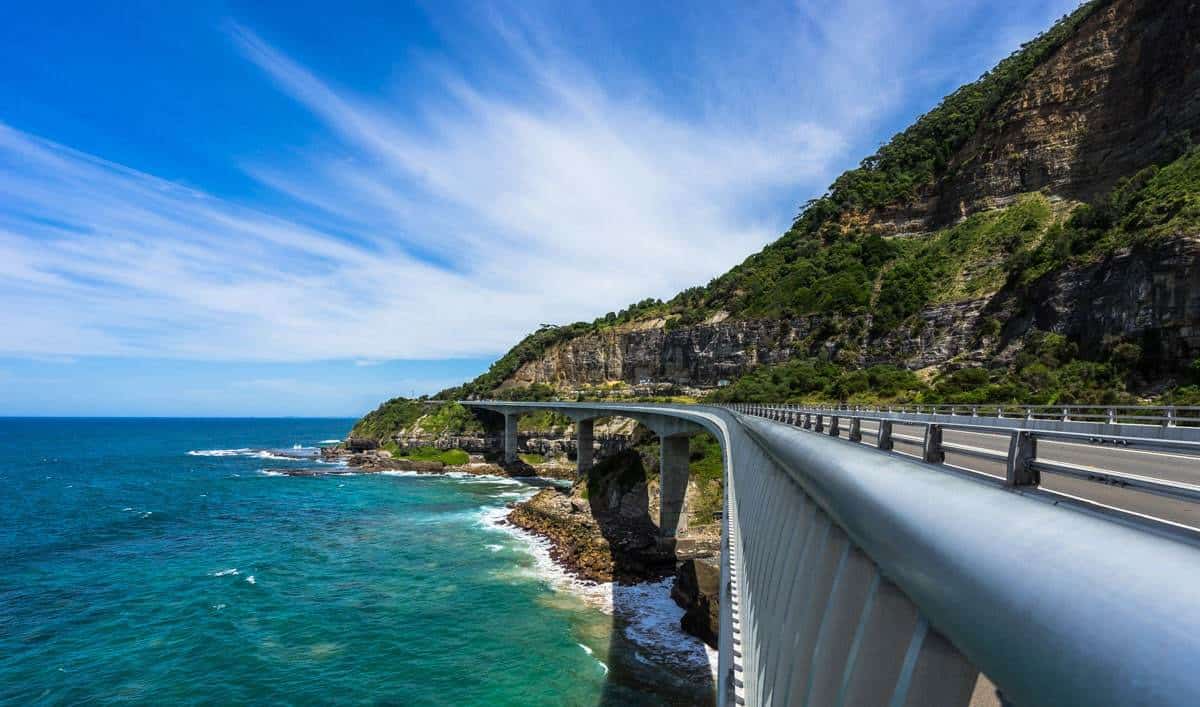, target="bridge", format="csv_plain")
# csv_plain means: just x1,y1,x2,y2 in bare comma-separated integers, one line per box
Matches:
465,400,1200,707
